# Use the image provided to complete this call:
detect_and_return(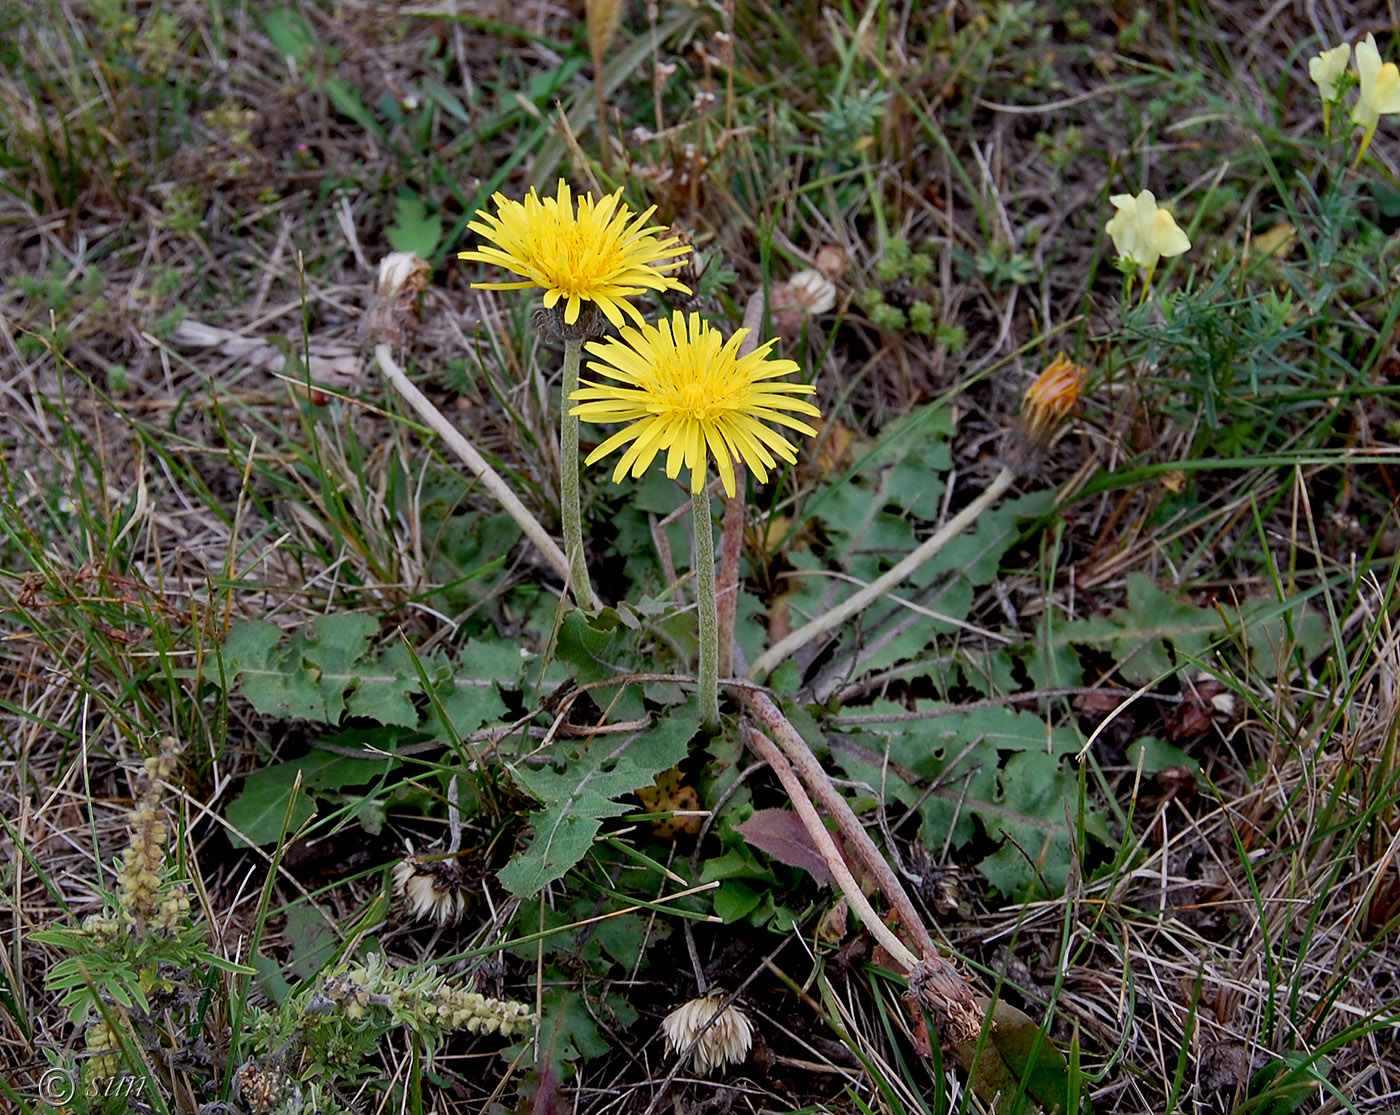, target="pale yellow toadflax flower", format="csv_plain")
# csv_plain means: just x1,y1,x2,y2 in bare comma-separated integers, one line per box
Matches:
1310,43,1352,103
1353,33,1400,163
1105,189,1191,287
661,993,754,1074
